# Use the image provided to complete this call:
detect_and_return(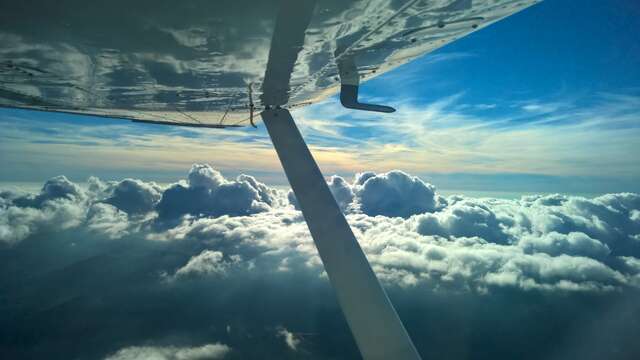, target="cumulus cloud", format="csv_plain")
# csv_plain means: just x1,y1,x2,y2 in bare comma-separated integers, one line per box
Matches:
0,164,286,244
86,203,131,239
415,198,508,243
11,175,85,207
0,187,85,245
353,170,447,218
188,164,226,190
2,165,640,294
105,343,230,360
327,175,355,212
288,175,354,212
145,169,640,293
2,165,640,359
104,179,162,215
156,164,277,222
520,231,611,259
289,170,446,217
